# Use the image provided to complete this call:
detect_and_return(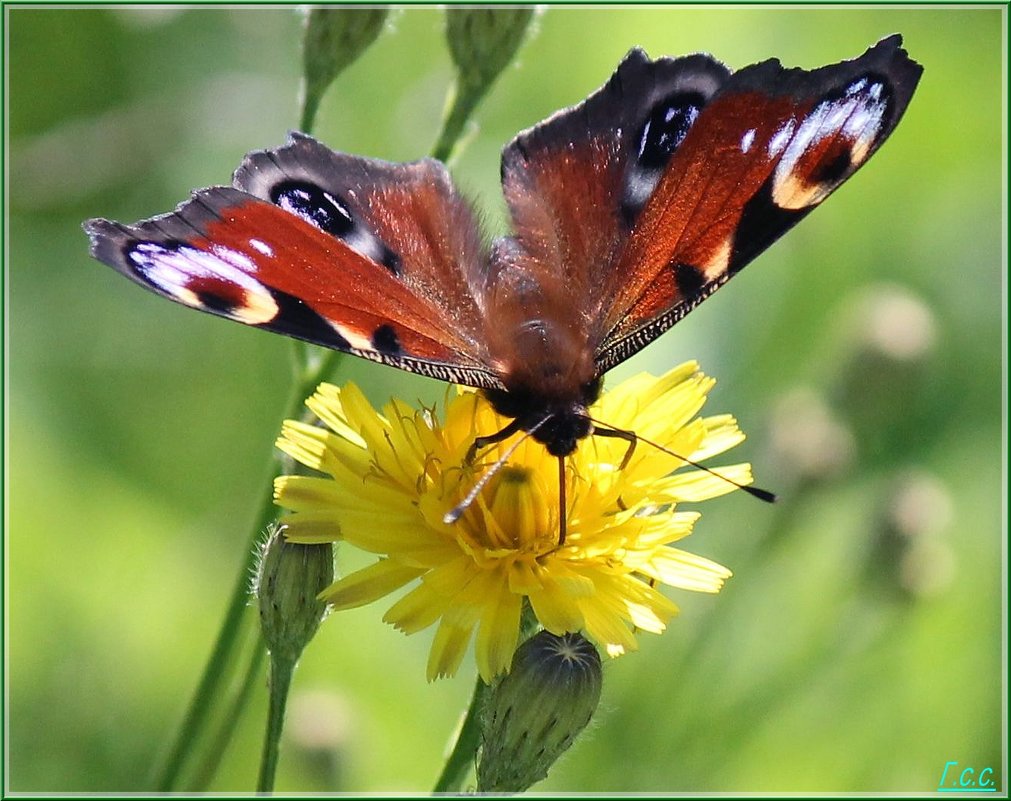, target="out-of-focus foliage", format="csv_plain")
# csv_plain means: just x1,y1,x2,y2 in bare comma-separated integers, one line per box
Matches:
6,6,1003,793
